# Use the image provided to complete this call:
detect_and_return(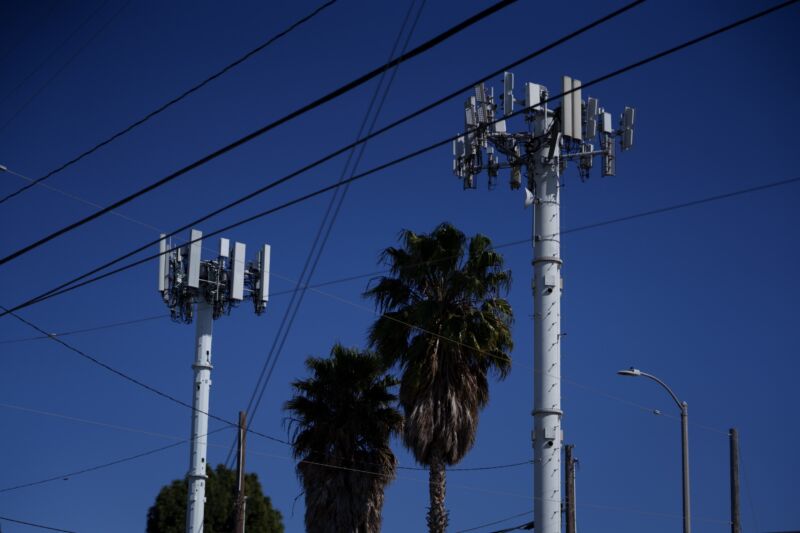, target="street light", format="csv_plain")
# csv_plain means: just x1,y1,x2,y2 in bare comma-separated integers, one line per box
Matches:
617,367,691,533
